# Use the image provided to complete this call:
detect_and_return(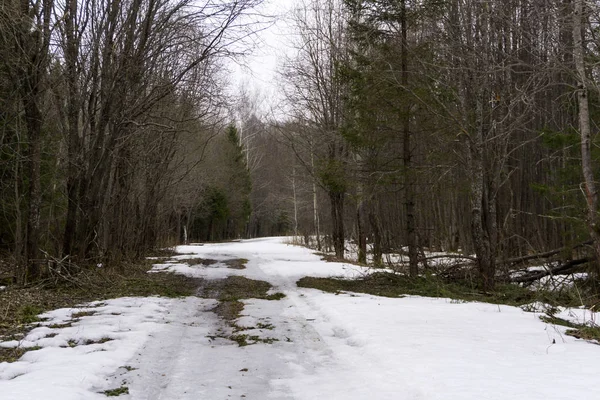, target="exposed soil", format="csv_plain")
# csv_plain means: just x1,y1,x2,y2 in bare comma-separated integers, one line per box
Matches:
196,276,272,301
178,258,219,266
195,274,284,346
224,258,249,270
211,300,245,321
